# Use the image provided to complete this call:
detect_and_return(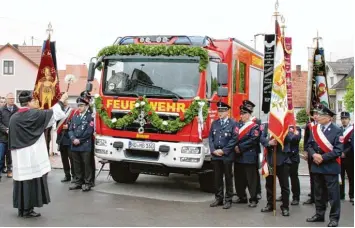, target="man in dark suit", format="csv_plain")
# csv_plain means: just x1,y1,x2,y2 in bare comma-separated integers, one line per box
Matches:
339,111,354,203
68,96,95,192
234,105,260,208
209,102,238,210
306,106,343,227
242,99,262,200
303,109,319,205
260,123,292,216
276,125,302,205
